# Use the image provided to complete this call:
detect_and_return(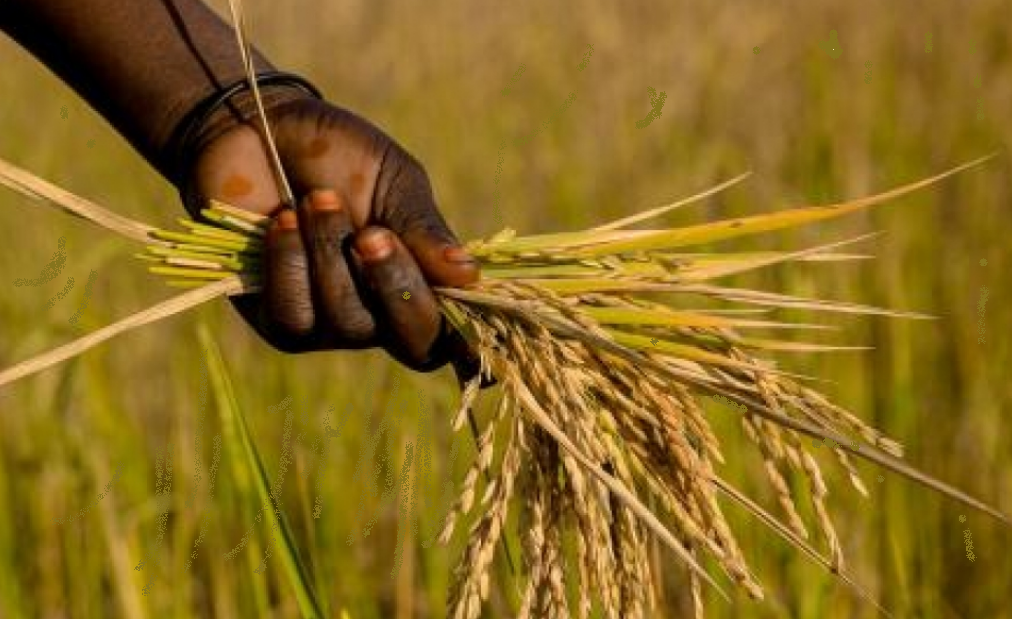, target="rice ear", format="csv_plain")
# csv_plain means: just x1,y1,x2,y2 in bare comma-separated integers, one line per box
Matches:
500,359,731,602
436,284,1011,526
